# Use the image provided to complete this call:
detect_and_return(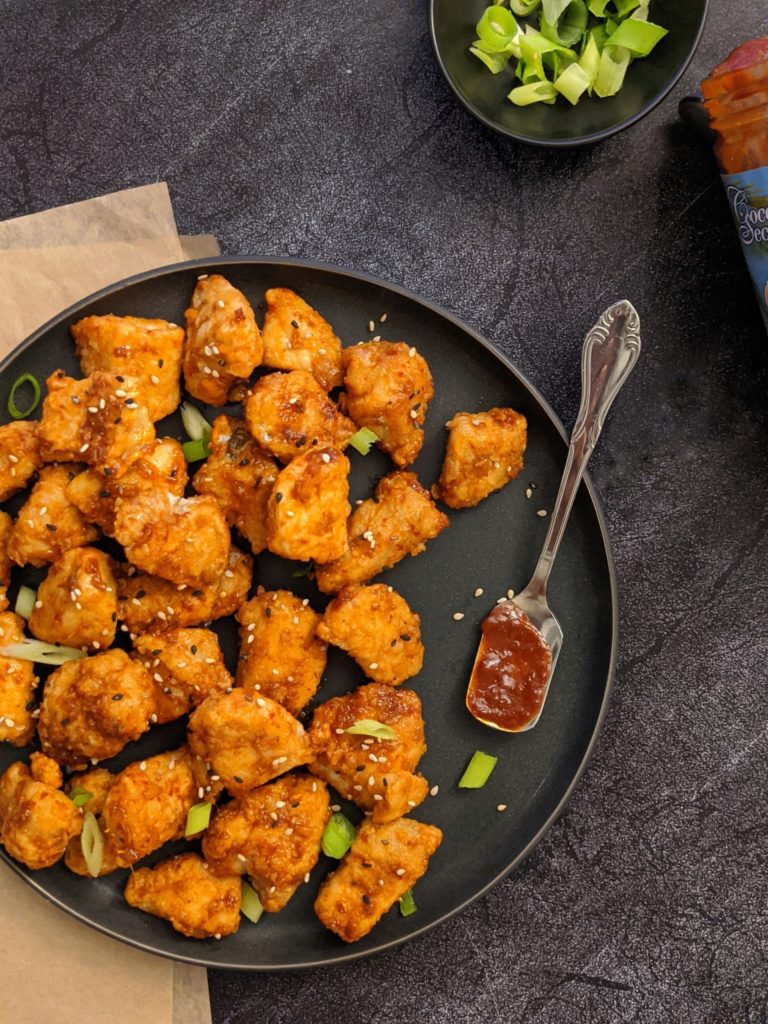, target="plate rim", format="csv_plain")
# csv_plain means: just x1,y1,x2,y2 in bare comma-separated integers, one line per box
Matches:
0,256,619,971
428,0,710,148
